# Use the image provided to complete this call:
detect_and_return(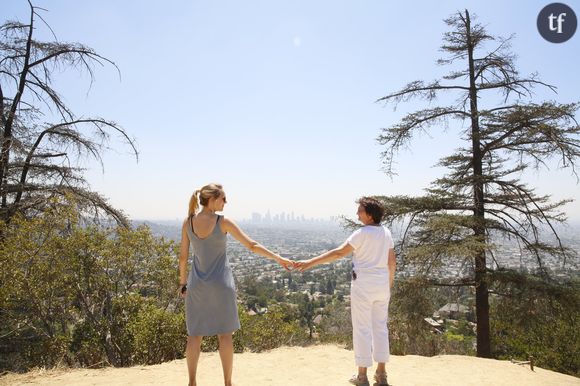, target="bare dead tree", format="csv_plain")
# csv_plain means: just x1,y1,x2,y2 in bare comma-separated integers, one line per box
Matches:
0,1,137,226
